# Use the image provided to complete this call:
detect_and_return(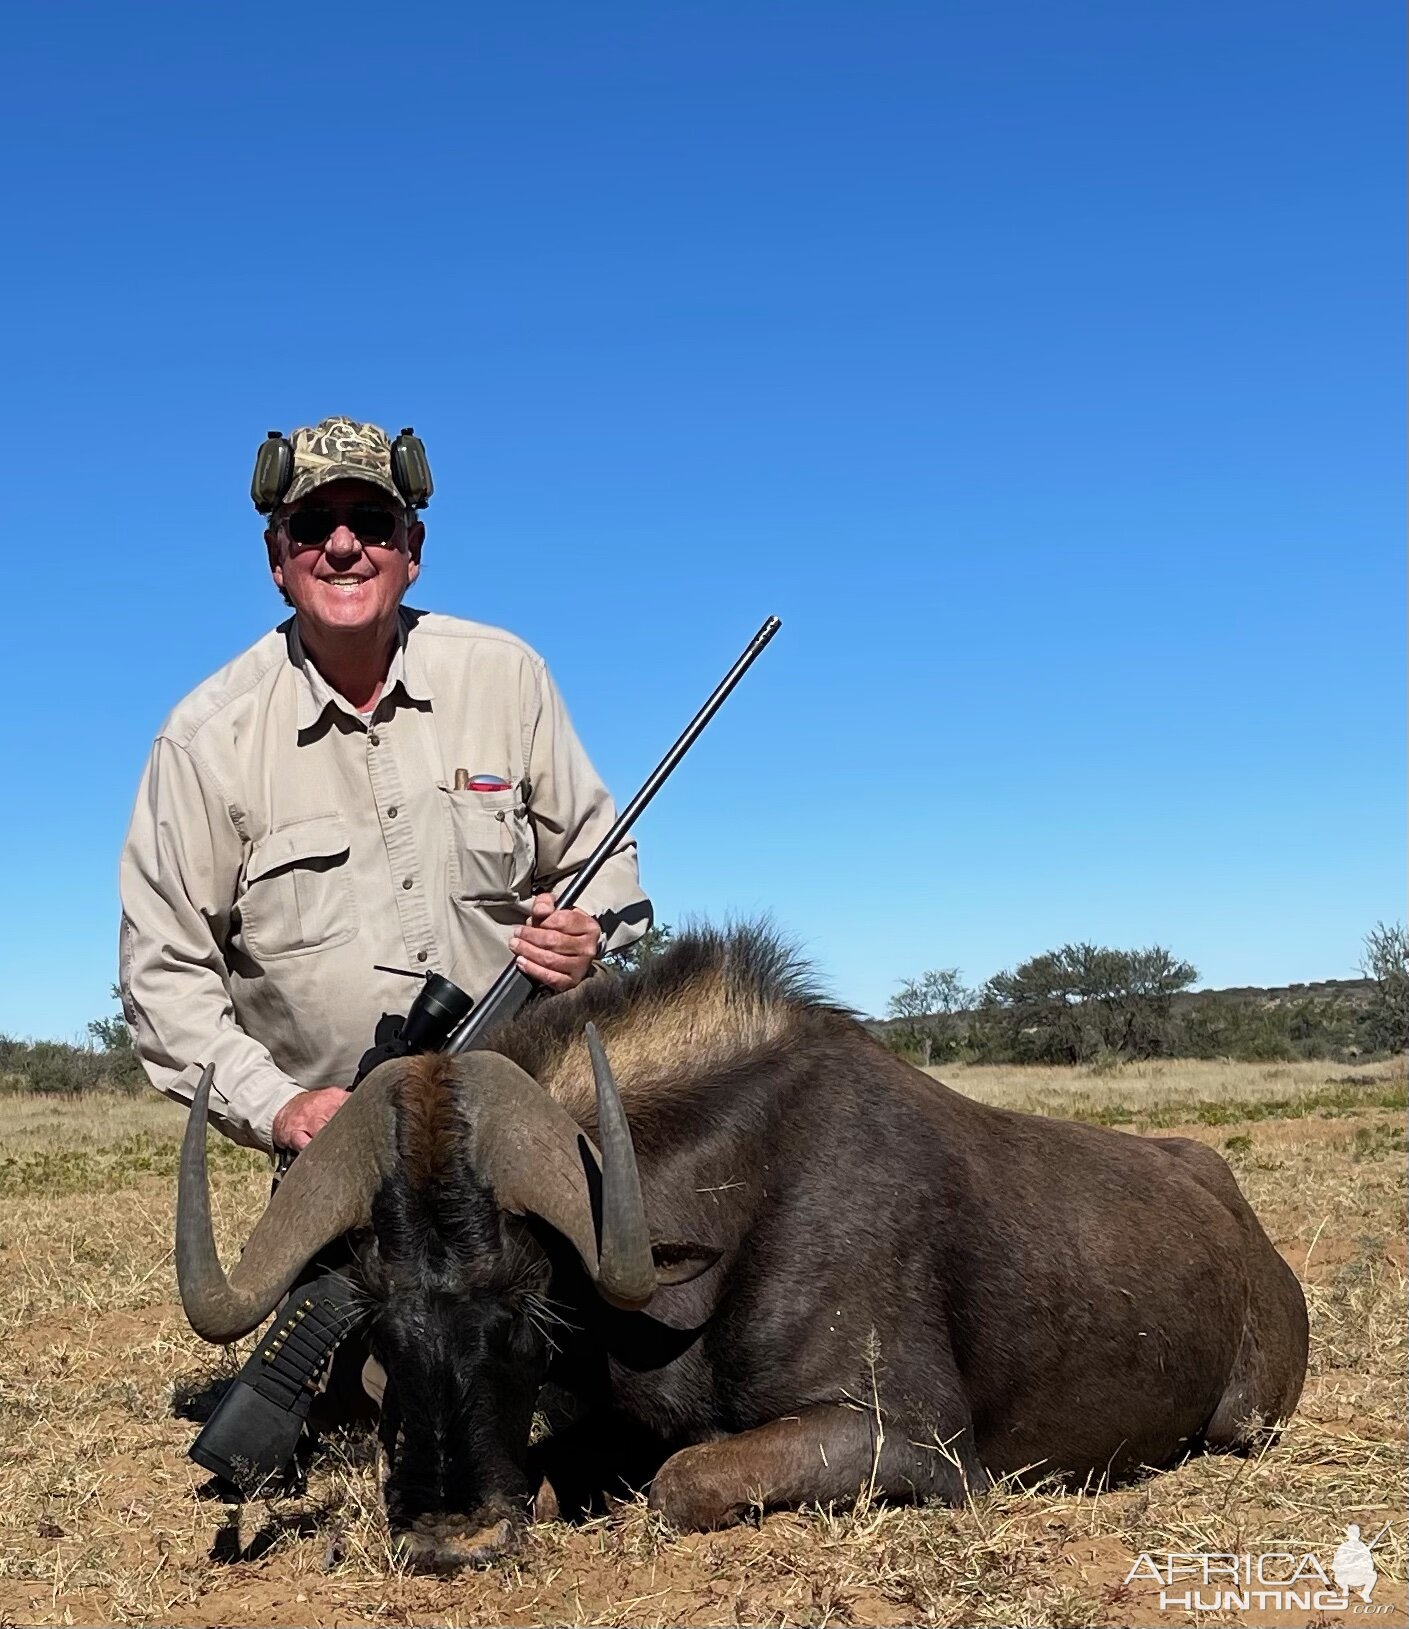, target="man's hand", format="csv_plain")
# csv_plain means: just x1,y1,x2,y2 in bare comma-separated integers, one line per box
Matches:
272,1086,351,1154
510,894,601,993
